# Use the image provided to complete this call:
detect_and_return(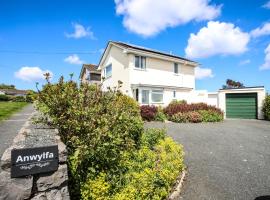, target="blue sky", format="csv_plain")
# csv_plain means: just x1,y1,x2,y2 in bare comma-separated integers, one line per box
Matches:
0,0,269,92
